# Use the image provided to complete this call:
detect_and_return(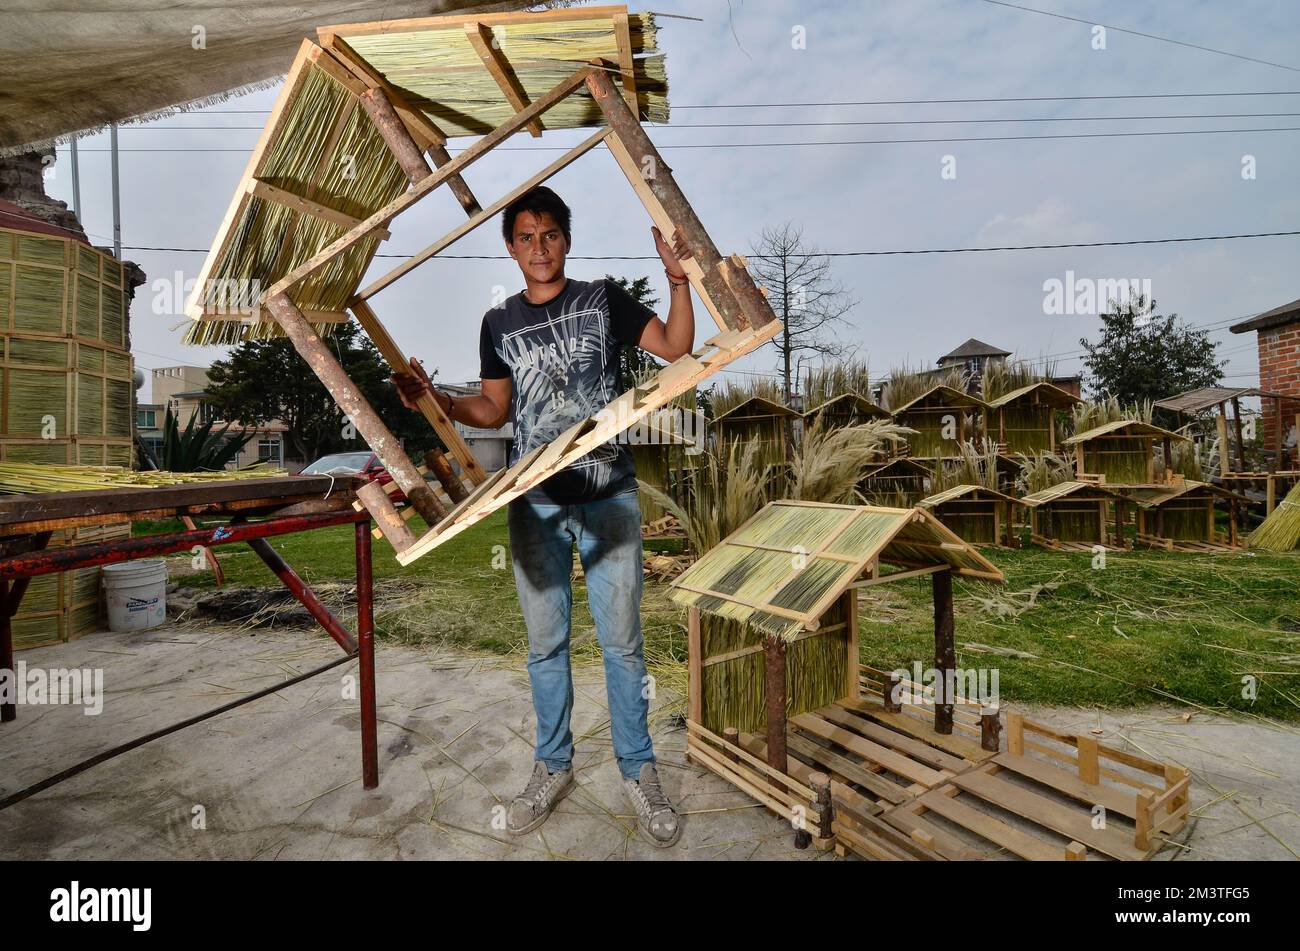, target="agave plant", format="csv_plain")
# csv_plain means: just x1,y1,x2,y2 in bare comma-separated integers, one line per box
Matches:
161,406,255,472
